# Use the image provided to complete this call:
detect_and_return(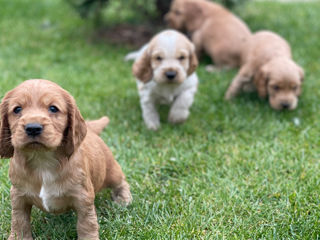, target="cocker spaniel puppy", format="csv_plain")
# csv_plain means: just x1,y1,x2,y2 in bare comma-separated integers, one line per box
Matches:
165,0,251,70
130,30,198,130
0,79,132,240
225,31,304,110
